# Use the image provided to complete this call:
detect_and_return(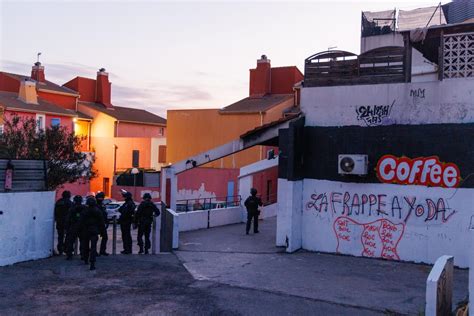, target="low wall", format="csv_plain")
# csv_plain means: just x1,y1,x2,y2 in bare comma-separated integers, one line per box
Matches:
177,206,244,232
178,210,209,232
209,207,244,227
261,203,277,219
0,191,55,266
